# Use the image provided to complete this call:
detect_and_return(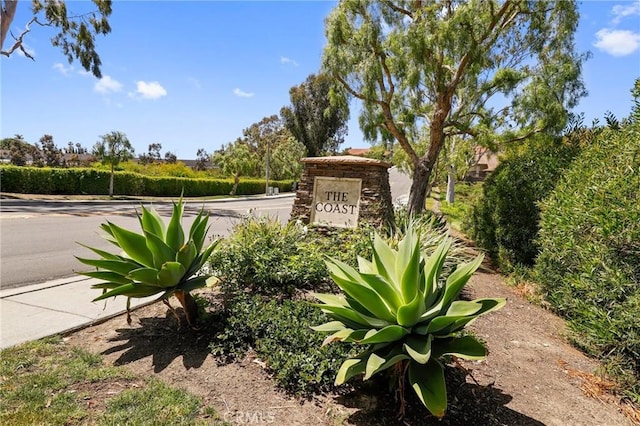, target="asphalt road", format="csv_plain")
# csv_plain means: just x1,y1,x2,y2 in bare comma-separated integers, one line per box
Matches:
0,195,295,289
